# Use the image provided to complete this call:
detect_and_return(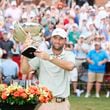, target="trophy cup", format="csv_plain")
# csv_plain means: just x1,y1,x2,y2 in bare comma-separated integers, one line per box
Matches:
13,22,43,58
13,22,42,43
